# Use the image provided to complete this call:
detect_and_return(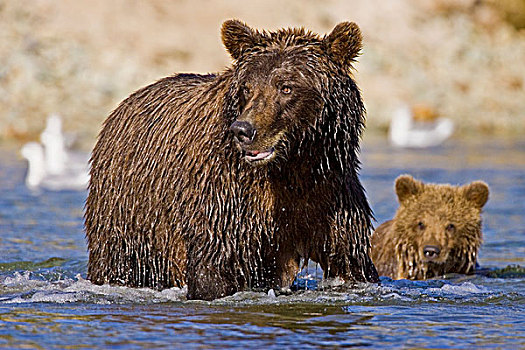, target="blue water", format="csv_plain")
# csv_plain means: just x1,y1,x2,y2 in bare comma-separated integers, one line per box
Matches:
0,136,524,349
